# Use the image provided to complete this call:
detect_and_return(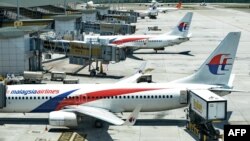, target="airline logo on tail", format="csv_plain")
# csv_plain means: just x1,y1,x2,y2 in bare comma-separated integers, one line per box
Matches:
207,54,232,75
178,22,189,32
